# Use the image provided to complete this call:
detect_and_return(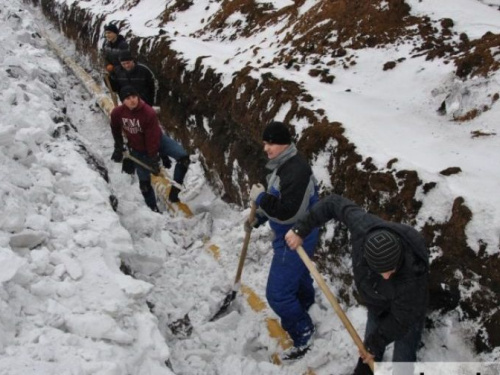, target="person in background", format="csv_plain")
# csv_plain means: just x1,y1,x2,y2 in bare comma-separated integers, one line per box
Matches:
109,51,158,107
246,121,320,361
102,22,130,71
109,86,190,210
284,193,429,375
